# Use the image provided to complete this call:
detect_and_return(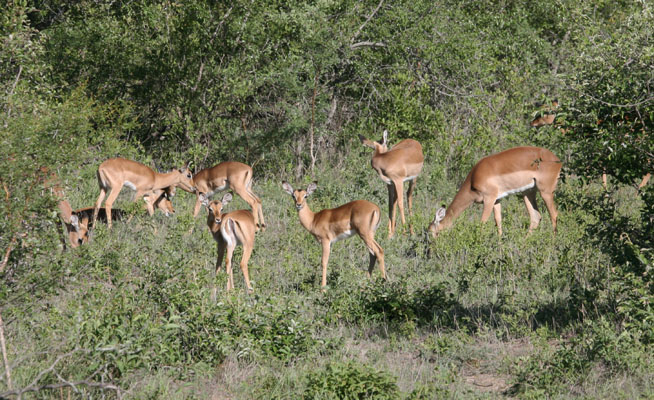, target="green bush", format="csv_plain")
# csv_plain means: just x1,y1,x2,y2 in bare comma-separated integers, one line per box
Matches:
303,361,400,400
